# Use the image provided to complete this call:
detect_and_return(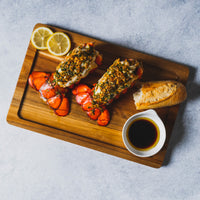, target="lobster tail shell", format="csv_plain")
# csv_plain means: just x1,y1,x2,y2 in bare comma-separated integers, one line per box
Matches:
28,71,69,116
